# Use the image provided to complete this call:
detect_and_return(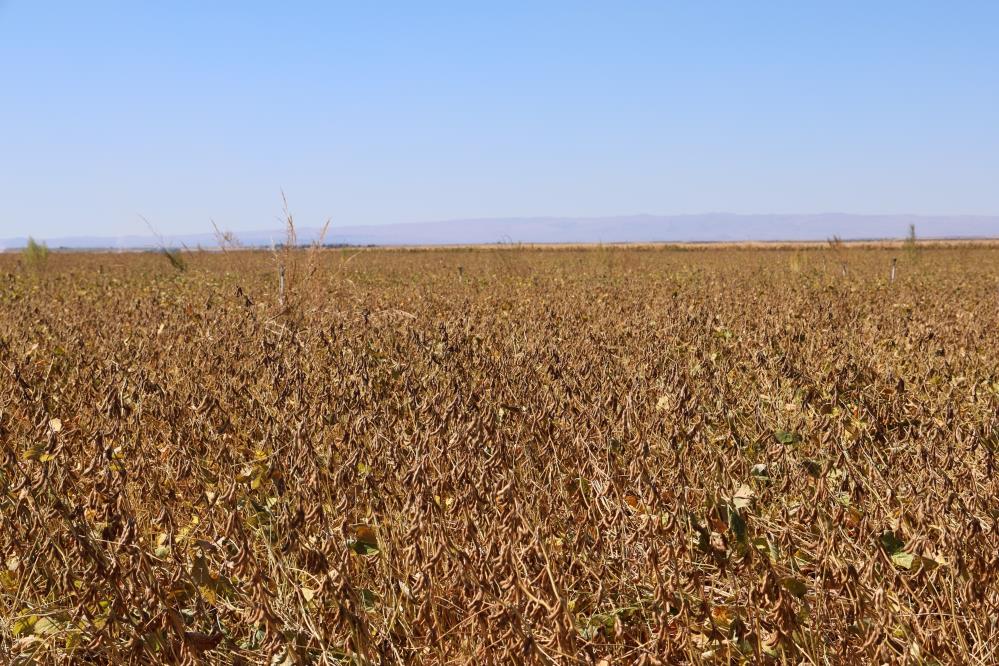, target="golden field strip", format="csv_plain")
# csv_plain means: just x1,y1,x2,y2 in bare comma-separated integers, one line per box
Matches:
2,245,998,664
